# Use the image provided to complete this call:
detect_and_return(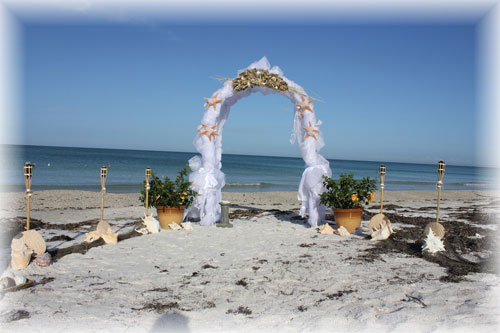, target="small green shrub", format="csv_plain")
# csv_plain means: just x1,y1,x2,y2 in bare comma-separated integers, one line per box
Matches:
319,173,377,209
139,165,197,208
